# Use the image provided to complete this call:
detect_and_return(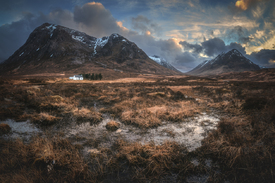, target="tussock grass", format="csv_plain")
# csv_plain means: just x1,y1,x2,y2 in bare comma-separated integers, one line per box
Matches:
0,124,11,135
121,109,161,128
72,107,102,124
200,107,275,182
112,140,192,181
31,112,62,126
156,101,200,122
106,121,120,131
2,77,275,182
0,137,91,183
